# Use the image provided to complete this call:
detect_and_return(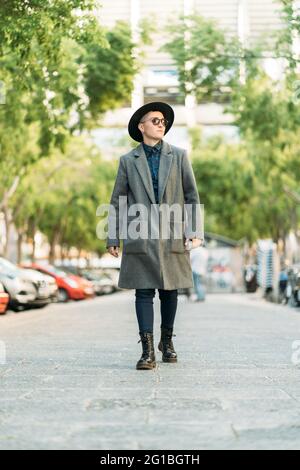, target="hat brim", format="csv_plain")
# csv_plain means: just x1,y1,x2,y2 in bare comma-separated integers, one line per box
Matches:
128,101,175,142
